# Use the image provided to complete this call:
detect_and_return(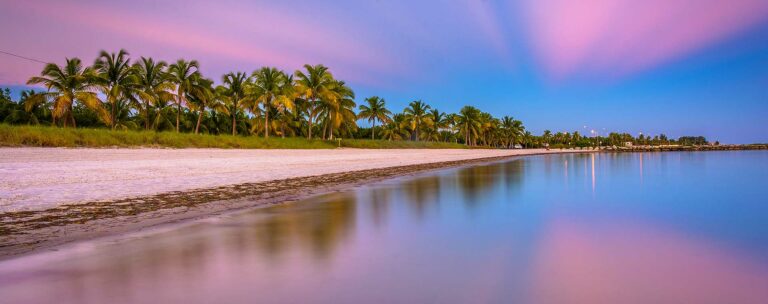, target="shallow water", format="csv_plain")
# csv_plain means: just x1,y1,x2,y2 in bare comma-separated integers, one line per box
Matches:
1,151,767,304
